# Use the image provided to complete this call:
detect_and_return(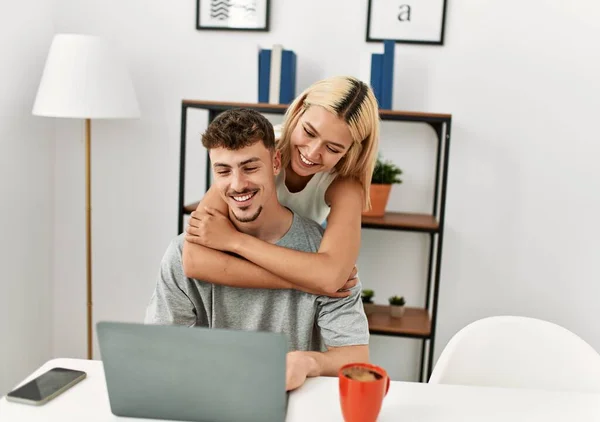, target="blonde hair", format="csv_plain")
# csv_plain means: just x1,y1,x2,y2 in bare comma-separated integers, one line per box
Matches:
277,76,380,210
